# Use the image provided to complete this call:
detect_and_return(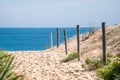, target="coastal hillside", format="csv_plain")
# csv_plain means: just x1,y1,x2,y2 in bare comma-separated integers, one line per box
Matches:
6,23,120,80
81,23,120,62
